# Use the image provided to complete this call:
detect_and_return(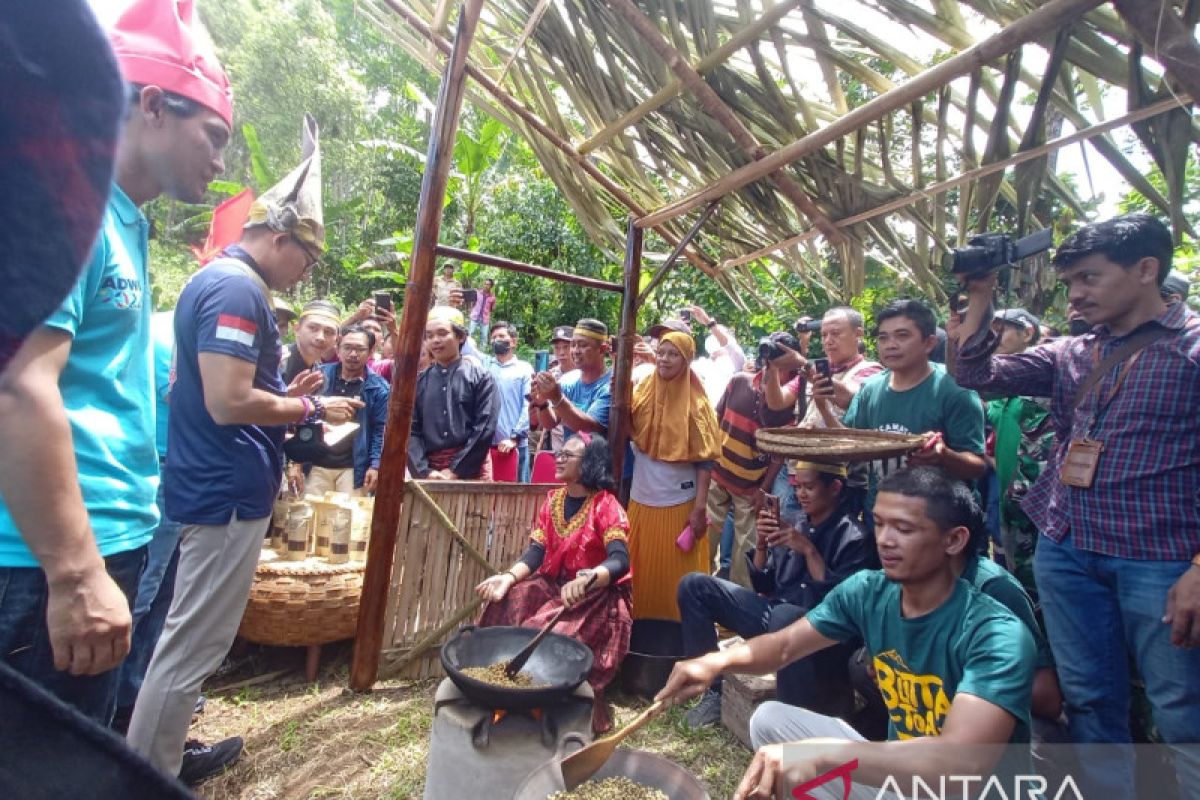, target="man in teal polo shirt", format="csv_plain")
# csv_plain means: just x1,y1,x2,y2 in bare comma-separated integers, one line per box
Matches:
0,0,232,724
